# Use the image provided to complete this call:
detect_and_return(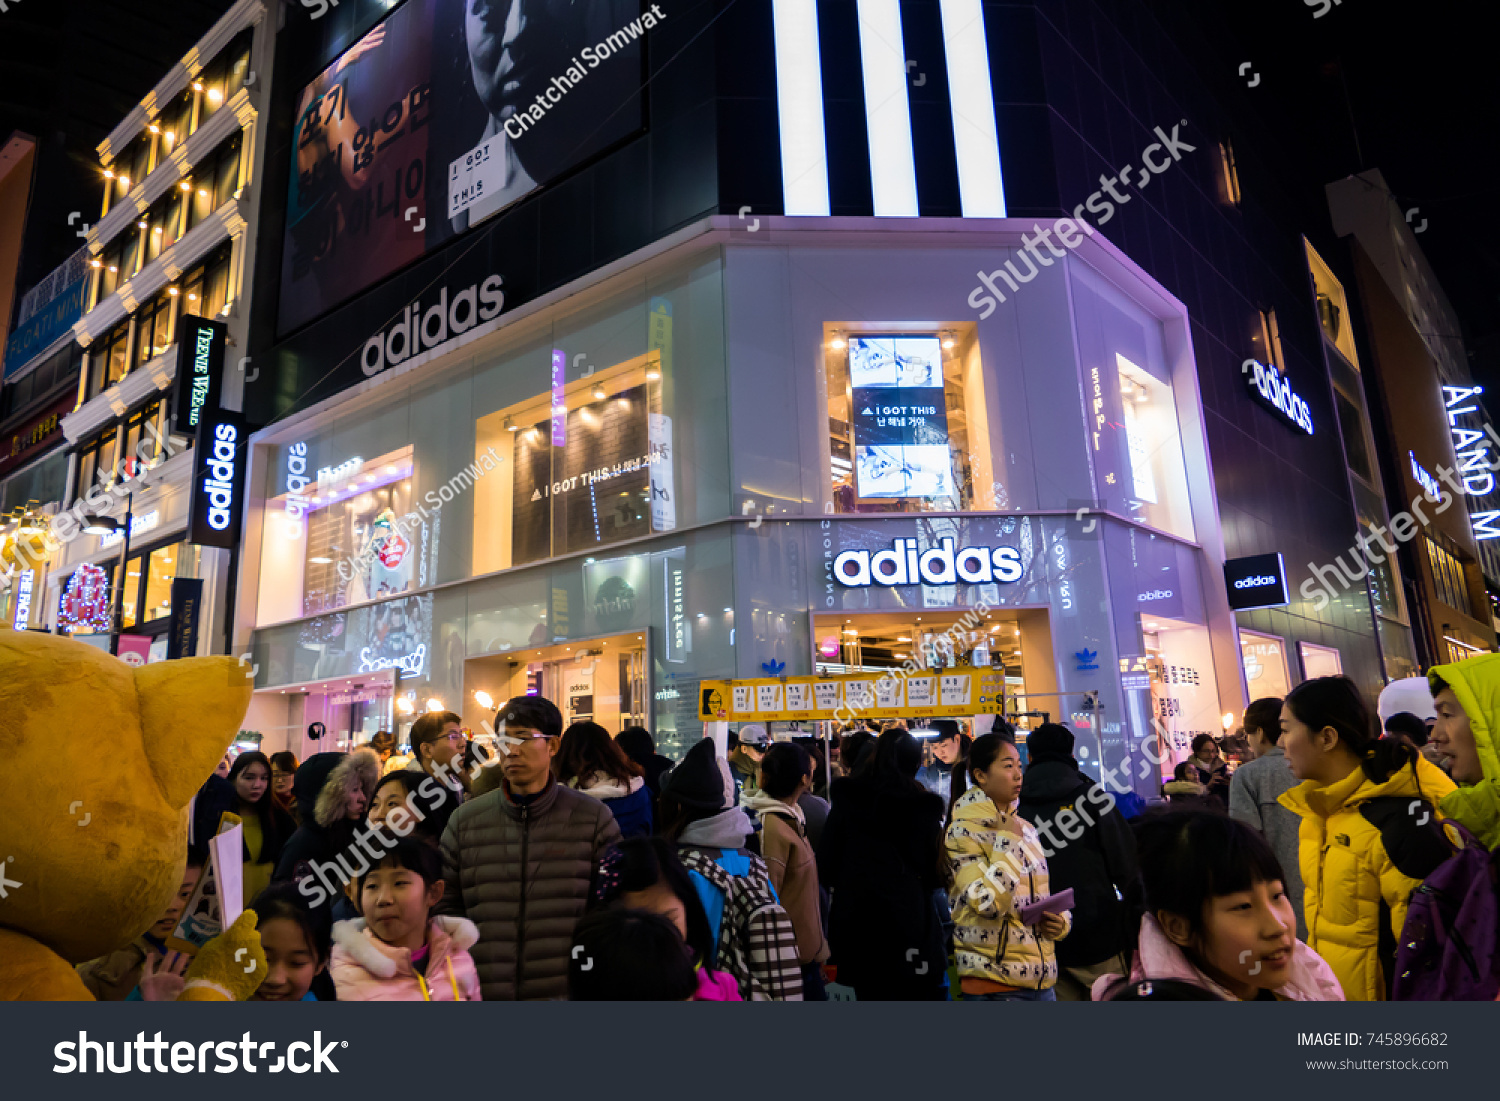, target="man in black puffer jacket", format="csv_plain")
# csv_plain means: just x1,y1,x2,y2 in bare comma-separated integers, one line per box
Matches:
1017,724,1138,1001
440,695,620,1000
